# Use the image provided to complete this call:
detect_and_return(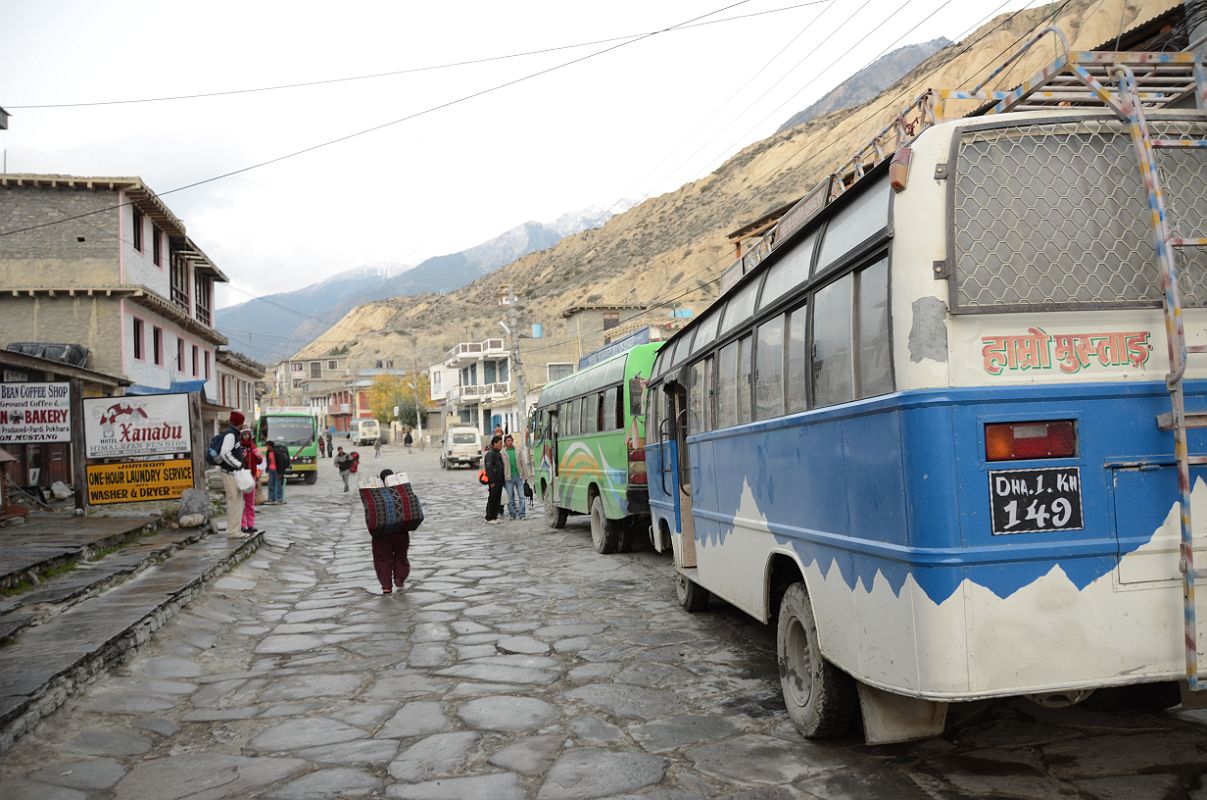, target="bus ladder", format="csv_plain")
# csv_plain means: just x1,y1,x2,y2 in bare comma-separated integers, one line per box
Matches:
938,27,1207,688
